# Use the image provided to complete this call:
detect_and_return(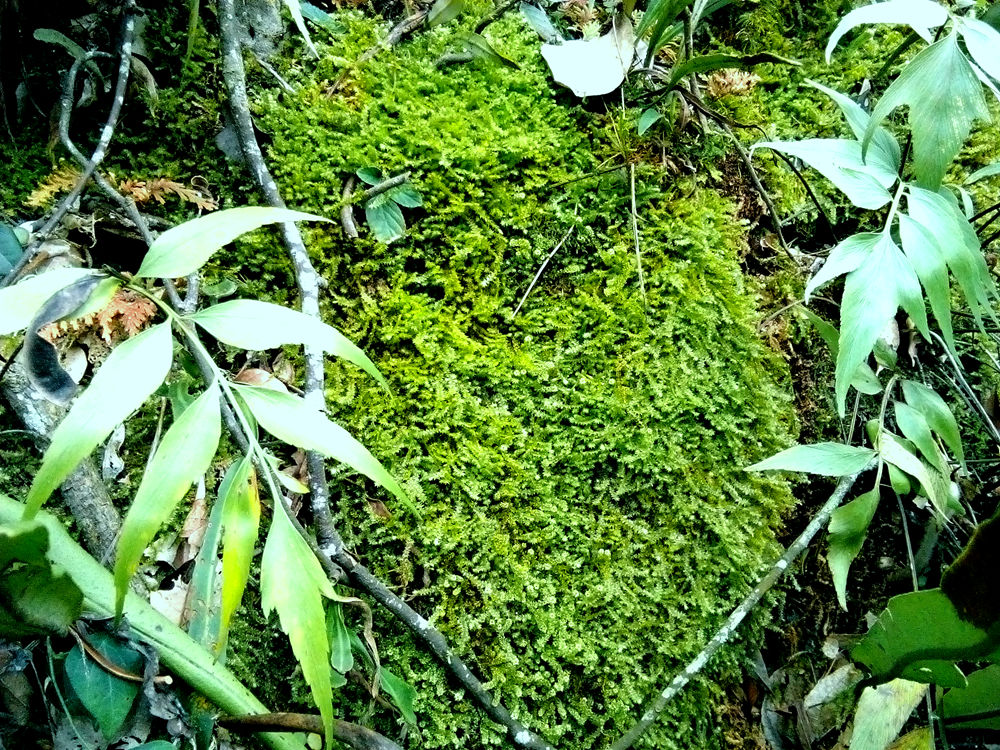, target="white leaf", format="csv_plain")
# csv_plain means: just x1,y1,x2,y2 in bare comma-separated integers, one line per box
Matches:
541,16,635,97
